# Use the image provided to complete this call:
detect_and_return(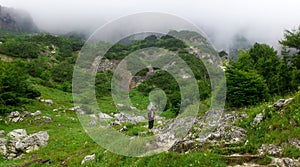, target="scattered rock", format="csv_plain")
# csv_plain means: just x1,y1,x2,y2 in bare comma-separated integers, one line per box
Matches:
35,116,53,124
258,144,283,156
53,109,58,112
42,116,53,123
81,154,96,165
271,157,300,167
288,138,300,149
7,111,23,123
114,112,146,124
273,98,293,108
